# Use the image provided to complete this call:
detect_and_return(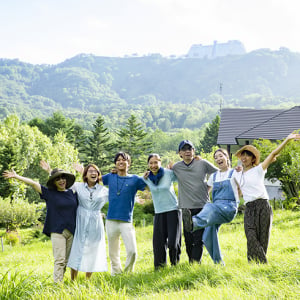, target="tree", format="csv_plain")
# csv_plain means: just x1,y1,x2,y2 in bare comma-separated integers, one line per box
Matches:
198,114,220,153
0,115,79,203
81,115,115,173
28,111,84,148
116,115,153,173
